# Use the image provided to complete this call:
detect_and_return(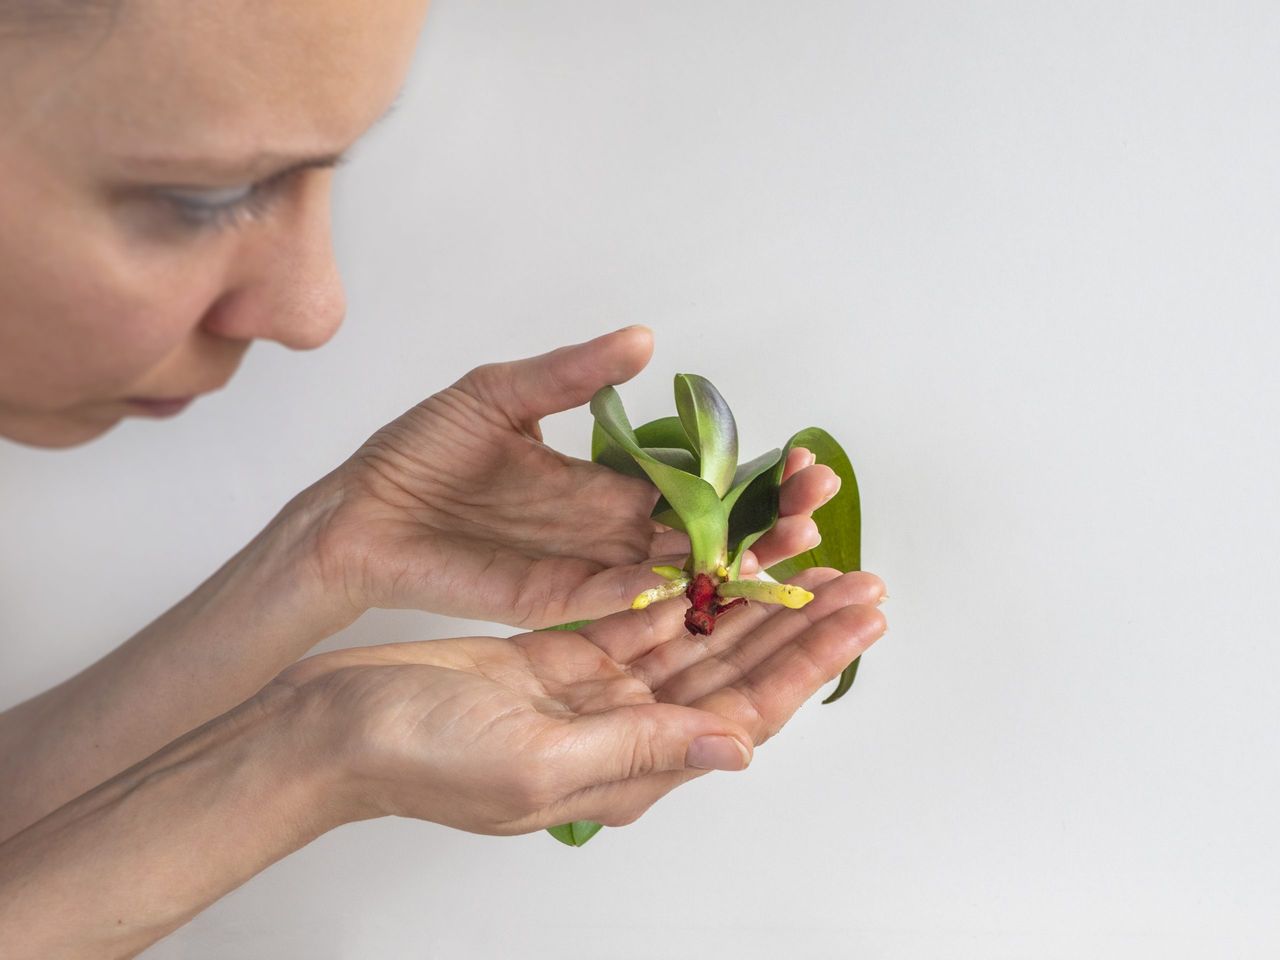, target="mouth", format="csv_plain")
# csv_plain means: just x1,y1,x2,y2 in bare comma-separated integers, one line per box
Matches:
124,396,196,418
